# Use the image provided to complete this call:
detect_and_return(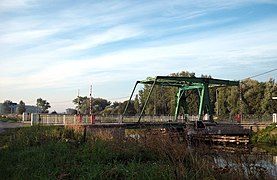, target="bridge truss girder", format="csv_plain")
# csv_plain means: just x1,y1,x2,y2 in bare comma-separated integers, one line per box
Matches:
123,76,239,123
